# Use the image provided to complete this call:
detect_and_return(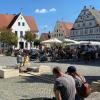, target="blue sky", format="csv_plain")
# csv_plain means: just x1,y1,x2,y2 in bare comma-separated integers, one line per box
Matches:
0,0,99,35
